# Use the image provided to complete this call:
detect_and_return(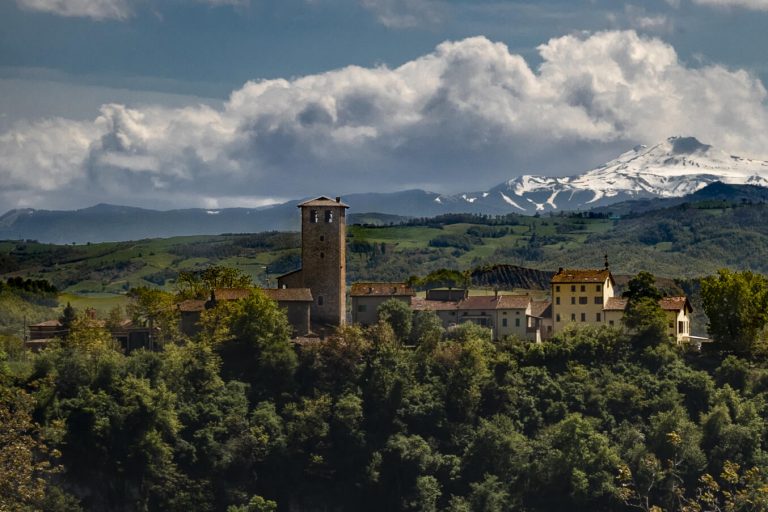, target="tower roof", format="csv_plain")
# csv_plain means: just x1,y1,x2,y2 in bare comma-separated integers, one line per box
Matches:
298,196,349,208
